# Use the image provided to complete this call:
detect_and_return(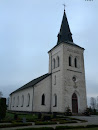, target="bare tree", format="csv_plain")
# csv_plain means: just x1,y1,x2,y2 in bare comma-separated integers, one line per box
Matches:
0,91,3,98
90,97,96,109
